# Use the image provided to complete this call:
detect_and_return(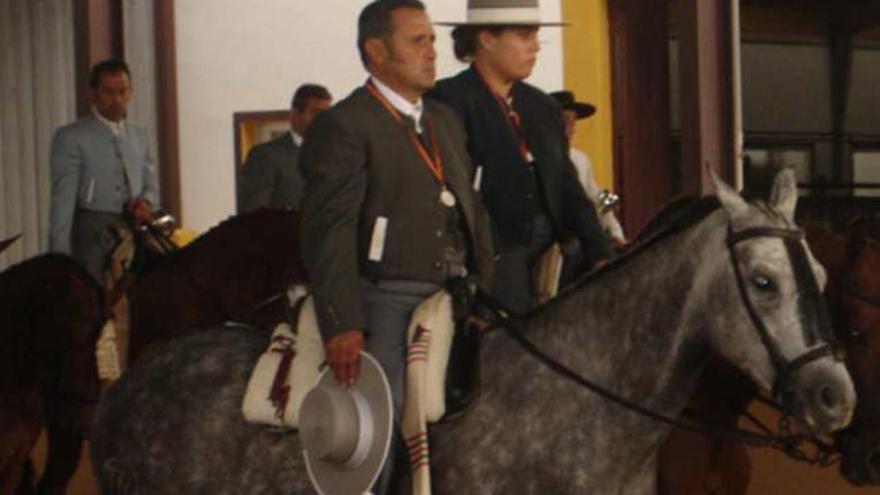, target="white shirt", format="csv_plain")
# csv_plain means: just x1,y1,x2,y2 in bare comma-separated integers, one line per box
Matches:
370,76,424,133
570,148,626,242
290,130,303,147
93,106,126,137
